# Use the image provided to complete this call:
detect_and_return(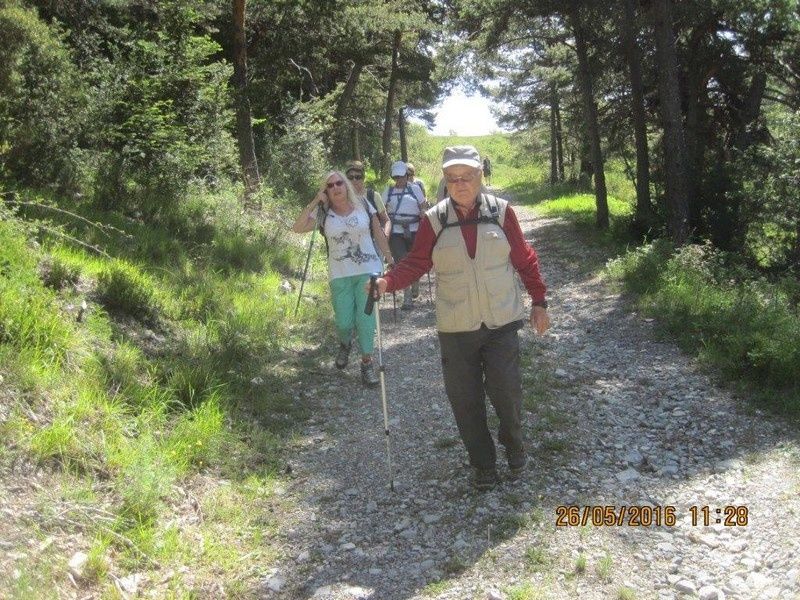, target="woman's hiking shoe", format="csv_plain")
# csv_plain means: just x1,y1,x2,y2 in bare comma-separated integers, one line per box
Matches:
361,361,379,387
472,467,499,491
335,342,351,369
